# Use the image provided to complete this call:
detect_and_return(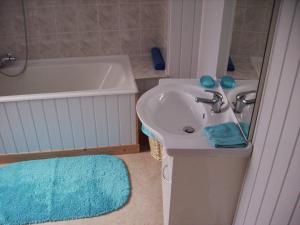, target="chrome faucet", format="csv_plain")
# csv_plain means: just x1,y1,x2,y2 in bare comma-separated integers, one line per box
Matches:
234,90,256,113
195,90,224,113
0,53,17,68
